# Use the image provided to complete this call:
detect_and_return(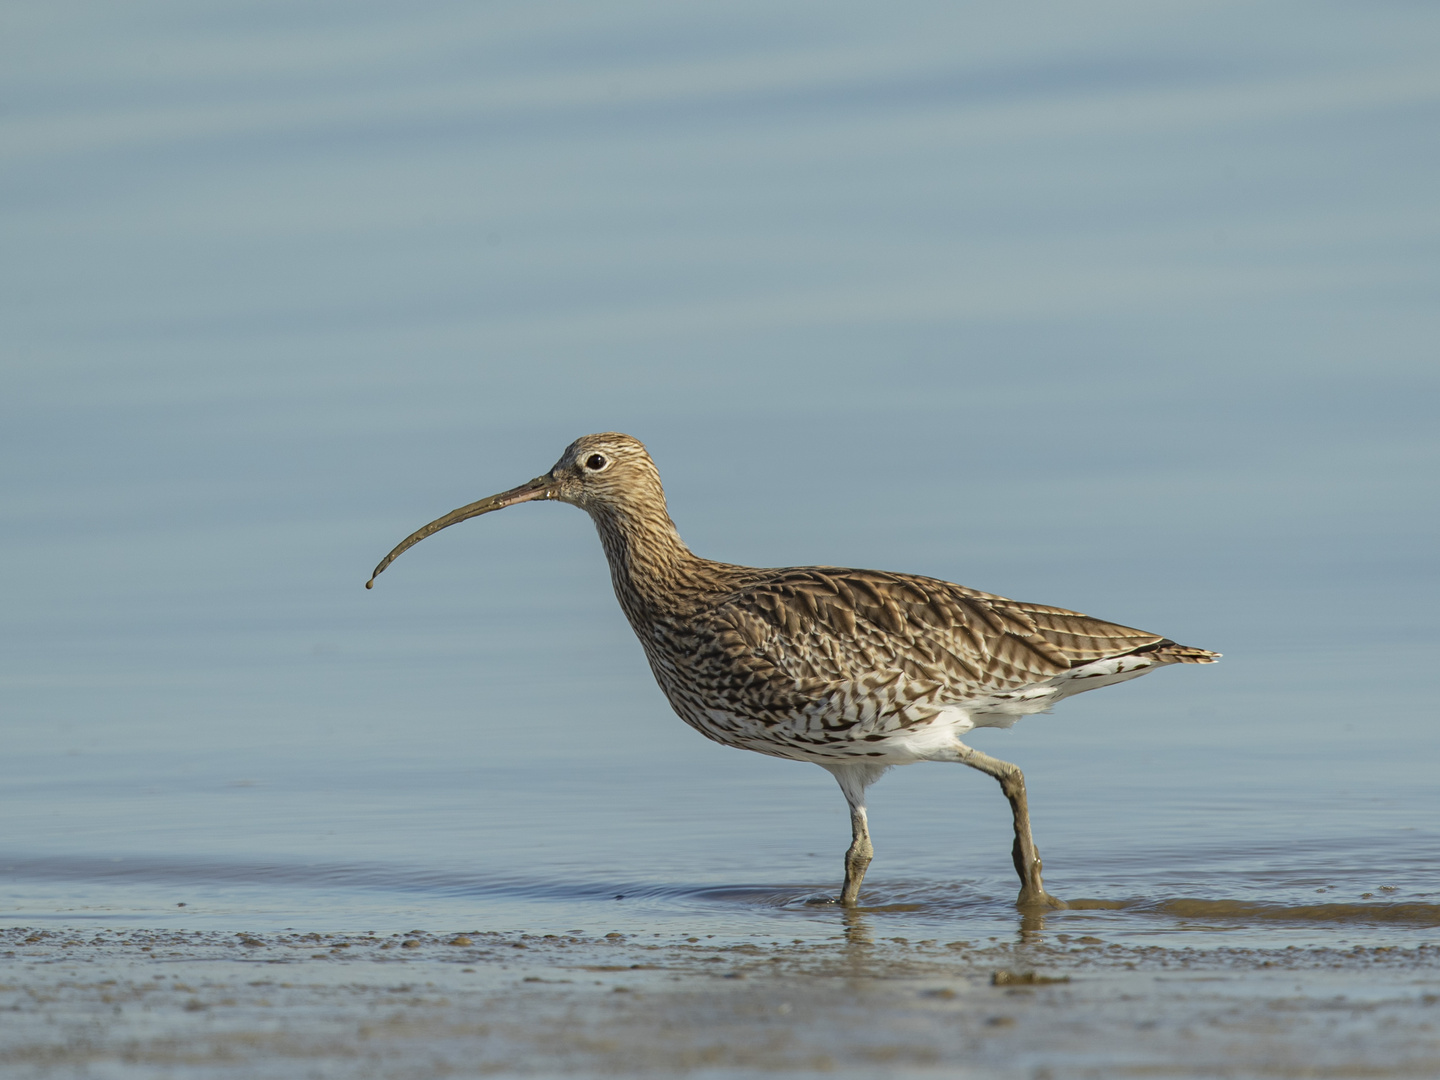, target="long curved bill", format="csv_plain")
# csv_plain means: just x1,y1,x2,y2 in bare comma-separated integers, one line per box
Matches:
365,473,554,588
